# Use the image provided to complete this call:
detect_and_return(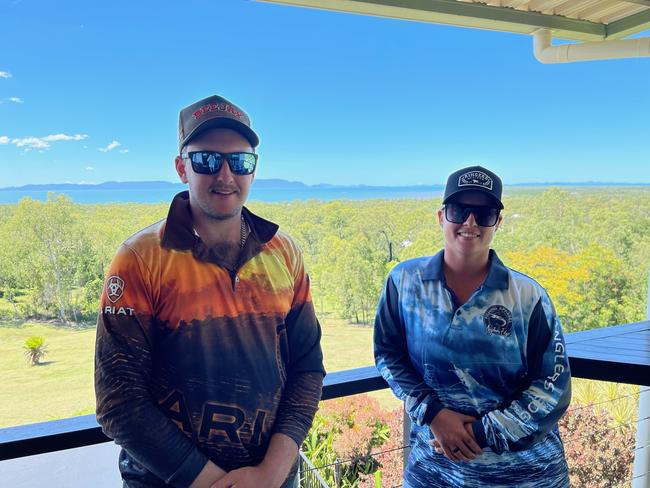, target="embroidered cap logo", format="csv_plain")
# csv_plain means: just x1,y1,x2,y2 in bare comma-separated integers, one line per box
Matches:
458,171,493,190
106,275,125,303
192,103,243,121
